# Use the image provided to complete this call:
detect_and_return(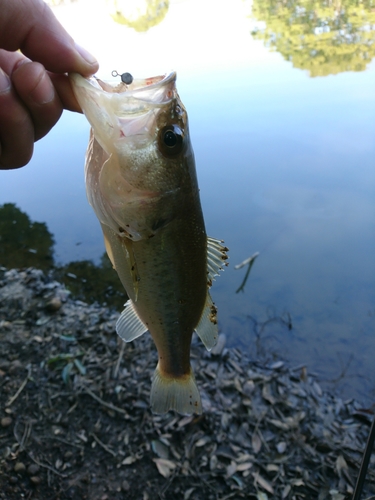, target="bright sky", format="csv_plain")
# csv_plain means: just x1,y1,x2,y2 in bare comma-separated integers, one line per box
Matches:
51,0,280,78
